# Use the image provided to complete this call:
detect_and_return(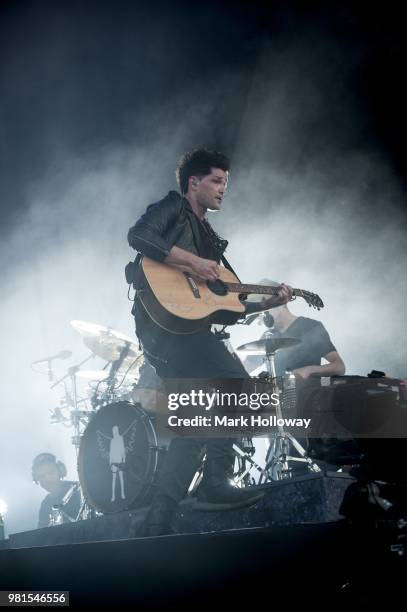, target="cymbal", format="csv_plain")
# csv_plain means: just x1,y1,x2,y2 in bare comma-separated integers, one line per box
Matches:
75,370,110,382
76,368,140,384
237,336,301,355
71,320,140,362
